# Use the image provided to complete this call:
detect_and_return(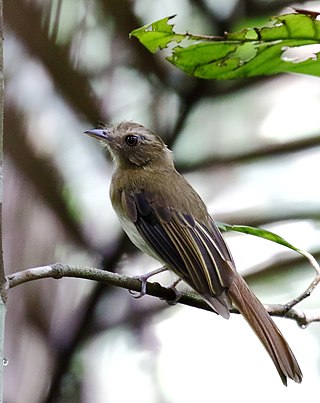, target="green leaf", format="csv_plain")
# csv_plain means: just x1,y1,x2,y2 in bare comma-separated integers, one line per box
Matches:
219,223,301,251
219,223,320,275
130,15,185,54
130,12,320,79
